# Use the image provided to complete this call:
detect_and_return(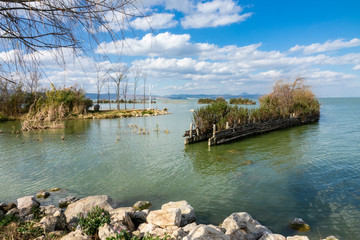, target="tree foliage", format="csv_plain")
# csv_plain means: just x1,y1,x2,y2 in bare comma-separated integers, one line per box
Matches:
0,0,144,83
